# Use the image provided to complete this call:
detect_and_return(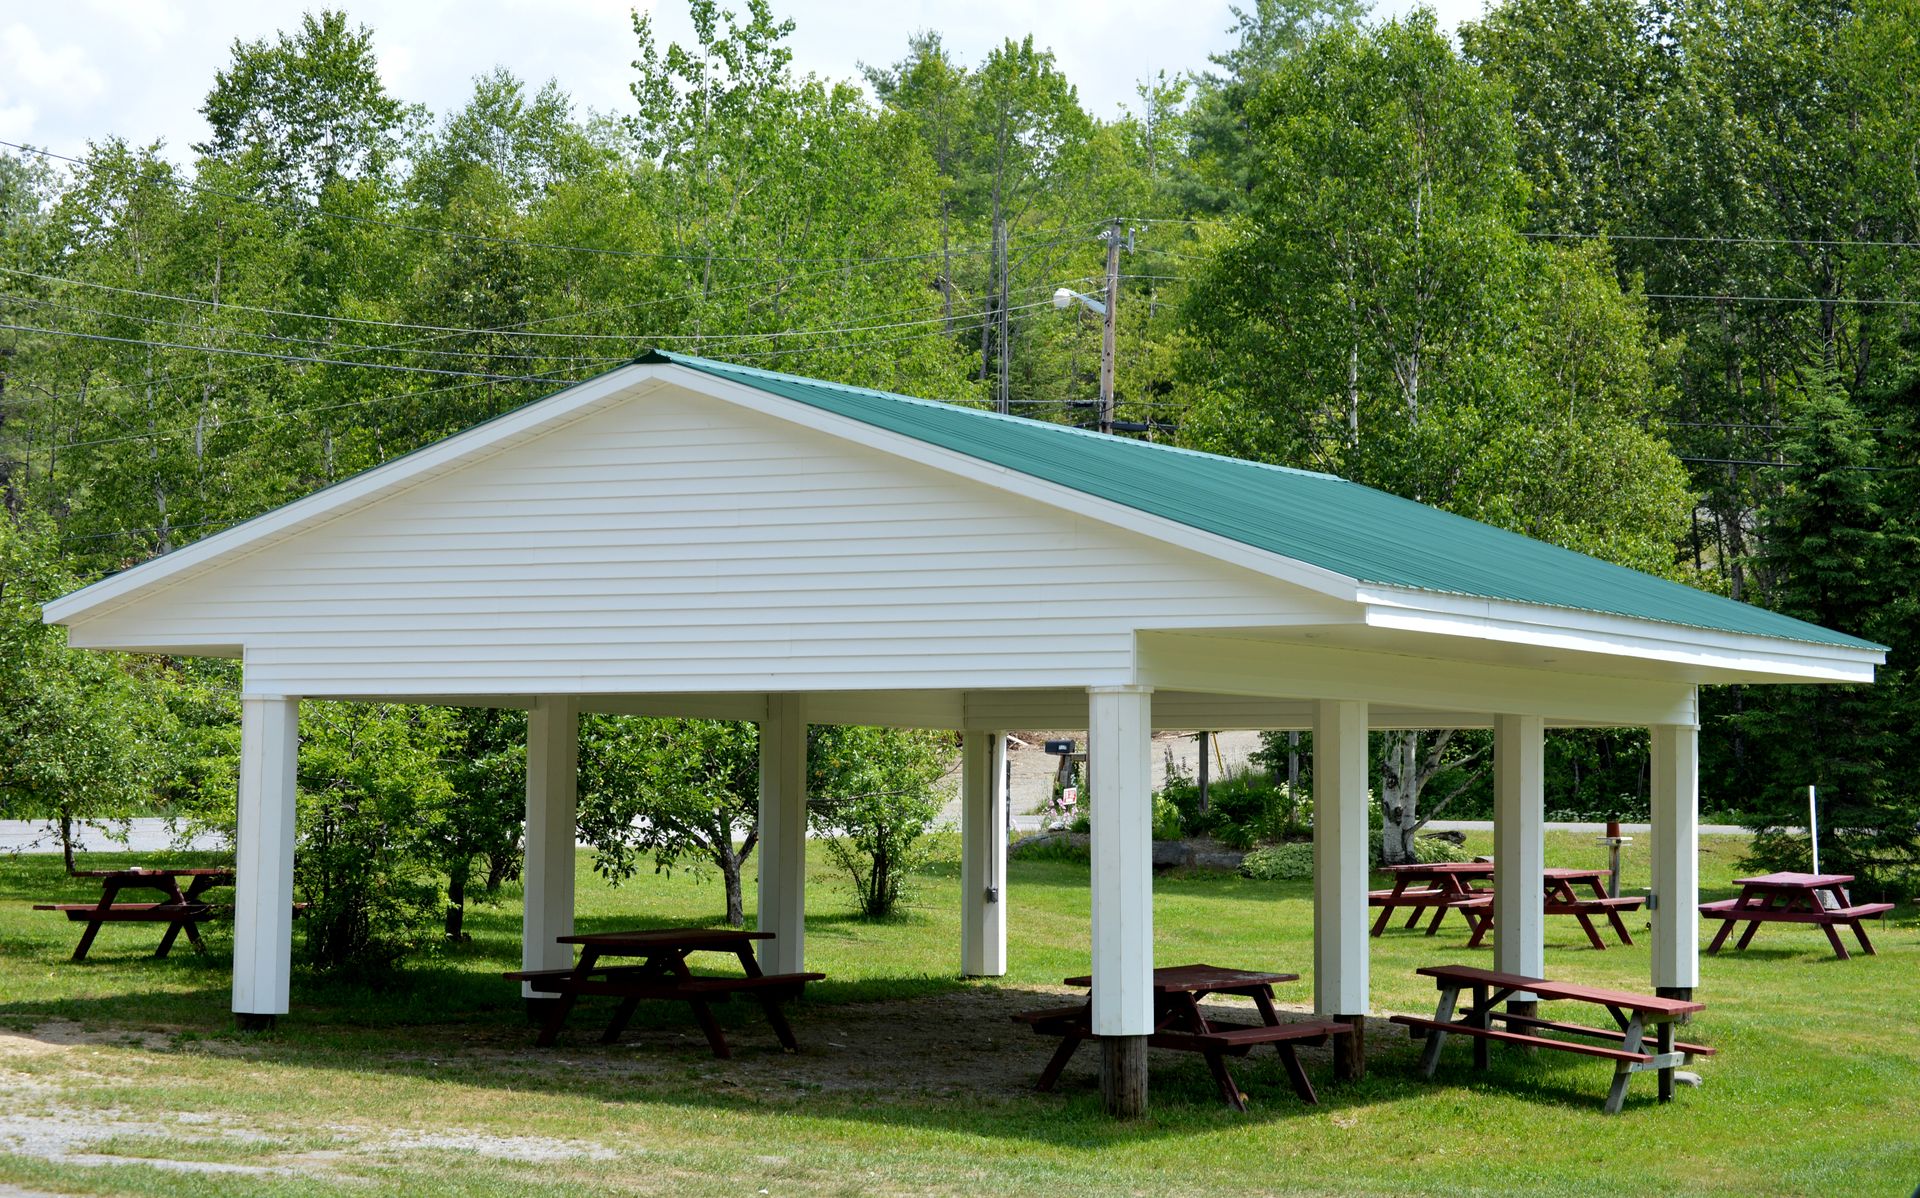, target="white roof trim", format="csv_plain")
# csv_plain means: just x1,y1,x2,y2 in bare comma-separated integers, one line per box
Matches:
1357,584,1883,681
